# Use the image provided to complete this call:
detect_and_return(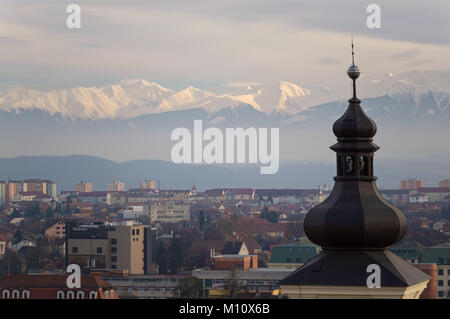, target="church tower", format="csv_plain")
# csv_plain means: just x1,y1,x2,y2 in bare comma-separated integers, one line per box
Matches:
279,41,430,299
